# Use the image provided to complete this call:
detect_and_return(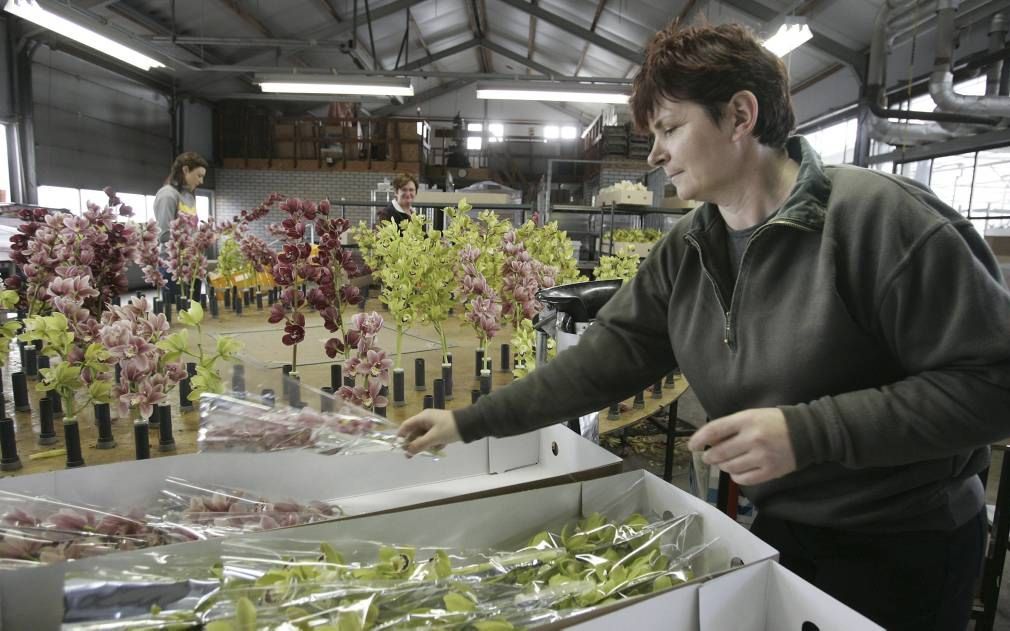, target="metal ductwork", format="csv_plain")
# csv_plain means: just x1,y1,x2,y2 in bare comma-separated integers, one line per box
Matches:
867,0,959,145
929,1,1010,117
985,12,1007,95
